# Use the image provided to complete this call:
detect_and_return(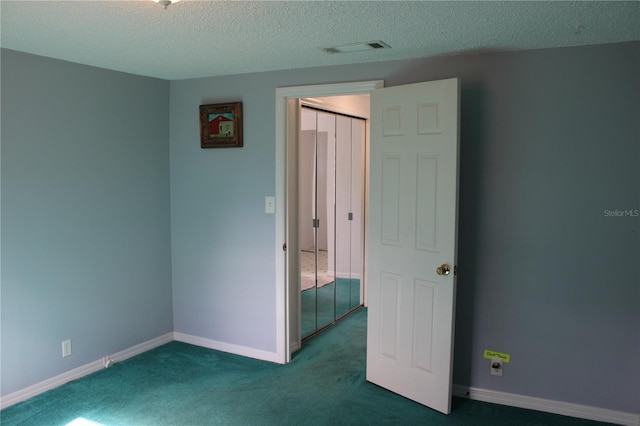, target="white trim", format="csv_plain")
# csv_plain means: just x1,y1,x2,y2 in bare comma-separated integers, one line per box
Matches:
275,80,384,365
300,96,370,120
174,332,280,364
0,332,173,410
108,332,174,363
277,81,384,100
1,360,103,410
275,89,287,364
452,385,640,426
